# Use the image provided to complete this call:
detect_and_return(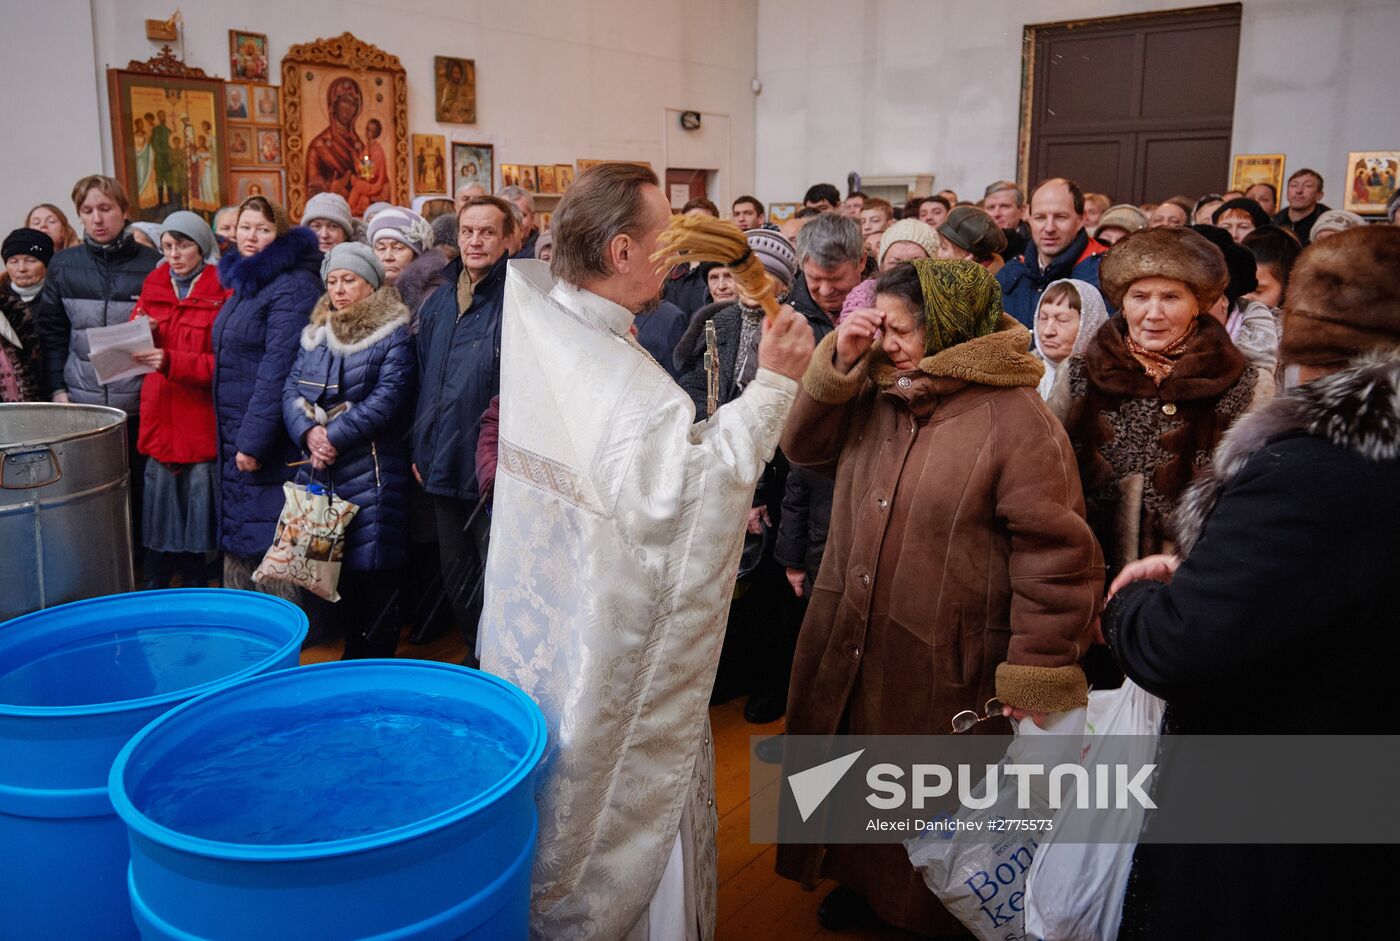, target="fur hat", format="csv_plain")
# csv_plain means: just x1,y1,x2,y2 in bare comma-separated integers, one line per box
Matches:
1099,227,1228,311
877,218,939,266
1189,224,1257,305
301,192,354,238
1094,204,1148,238
1280,226,1400,367
238,195,291,235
